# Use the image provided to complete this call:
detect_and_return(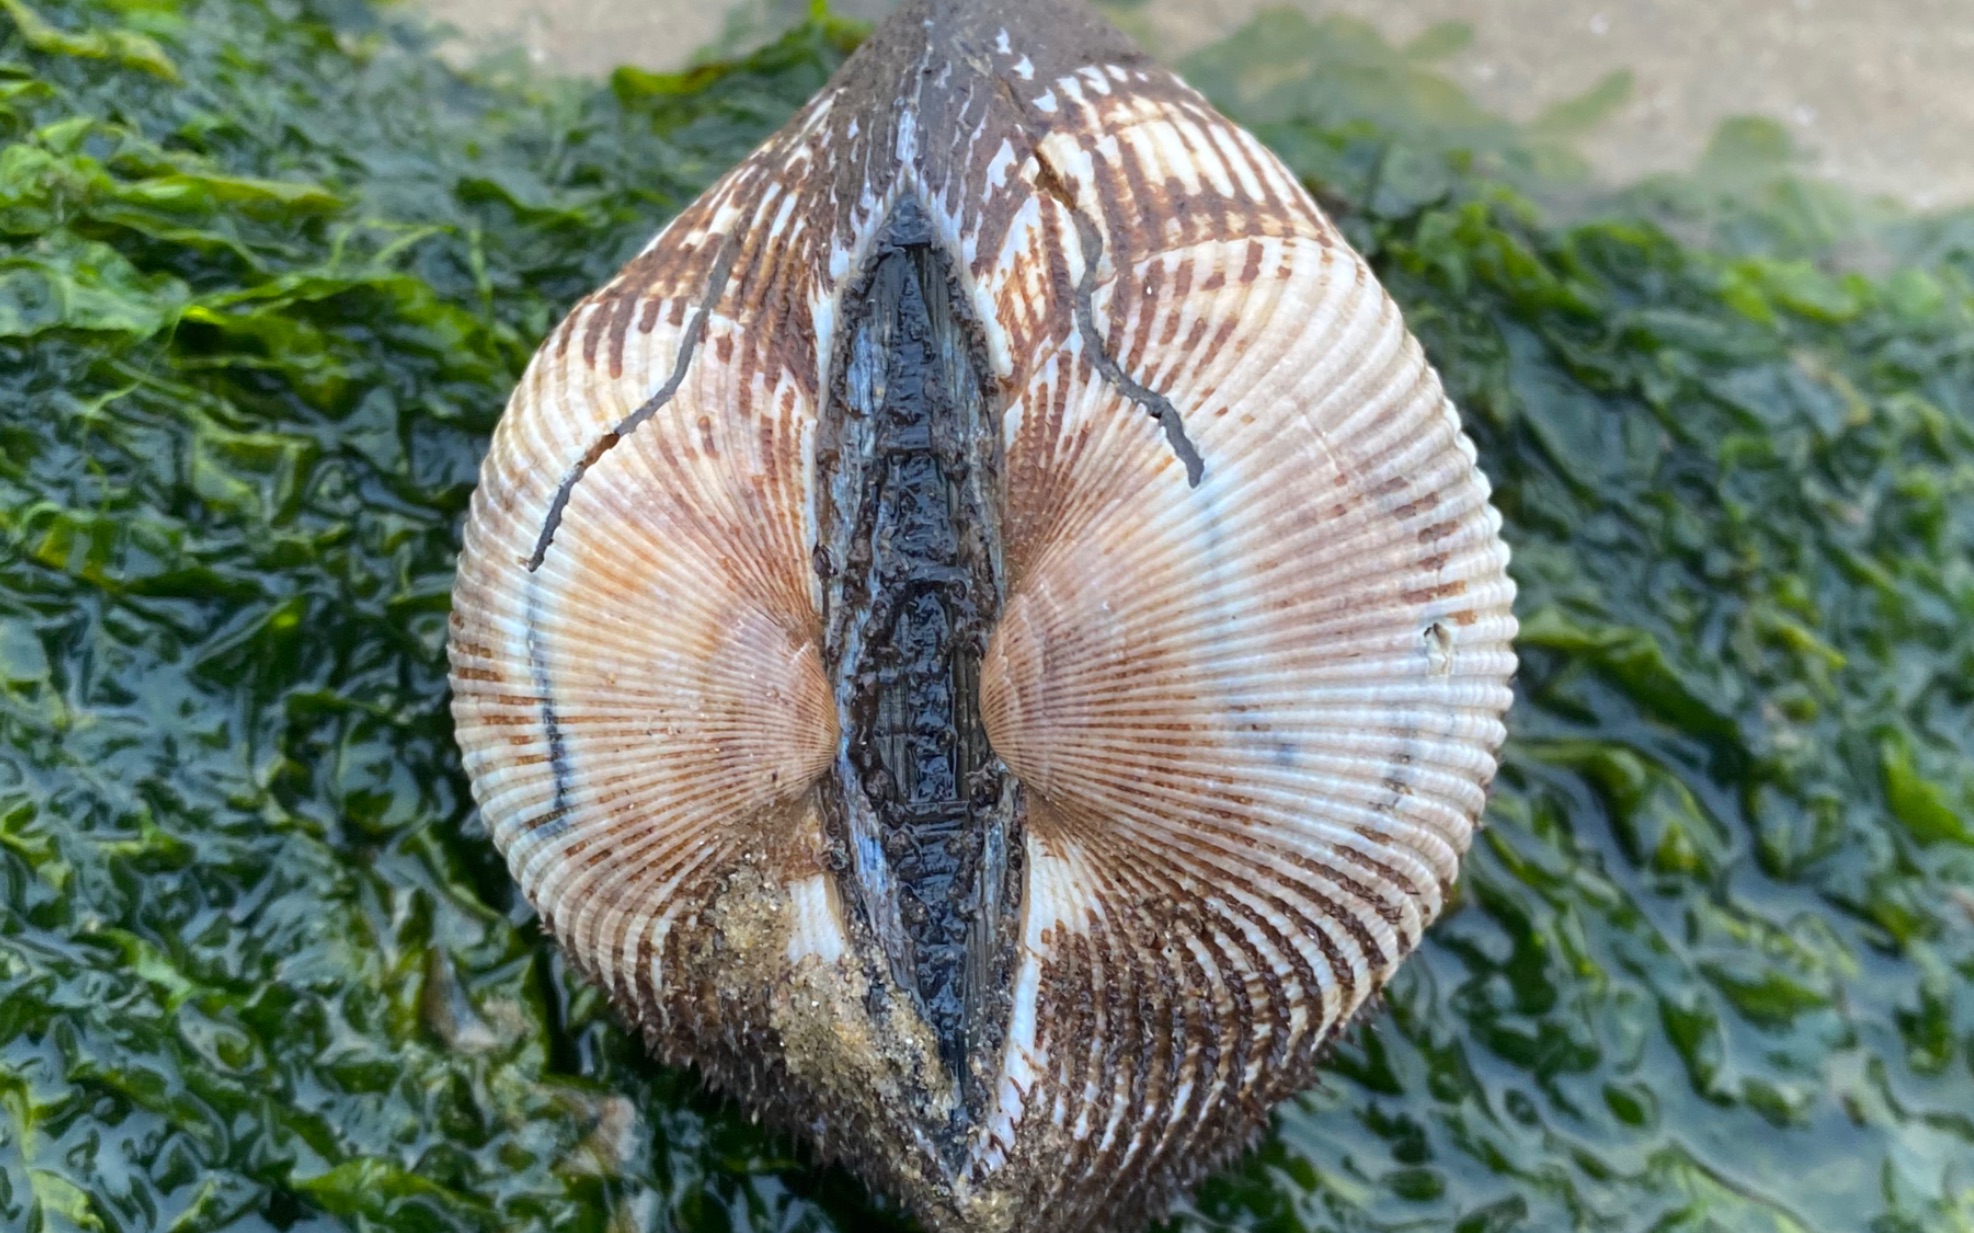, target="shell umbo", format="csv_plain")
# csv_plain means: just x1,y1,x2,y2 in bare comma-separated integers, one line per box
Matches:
447,1,1518,1230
